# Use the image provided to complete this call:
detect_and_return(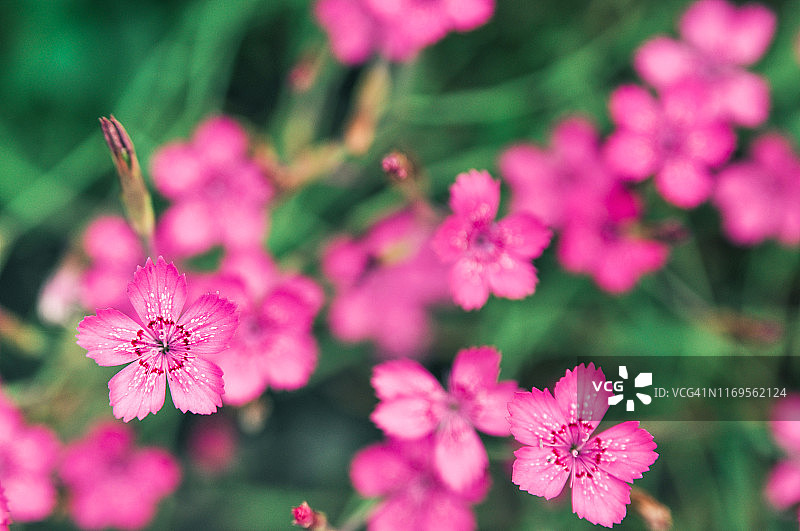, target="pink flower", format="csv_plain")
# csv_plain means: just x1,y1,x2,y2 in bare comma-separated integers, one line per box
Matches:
604,82,736,208
370,346,517,492
350,437,489,531
499,117,615,230
191,249,323,405
76,256,238,421
0,391,59,523
314,0,494,64
634,0,775,127
152,116,273,257
507,363,658,528
765,395,800,515
323,209,449,357
0,482,9,531
713,133,800,247
432,170,551,310
557,185,670,293
60,421,181,530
